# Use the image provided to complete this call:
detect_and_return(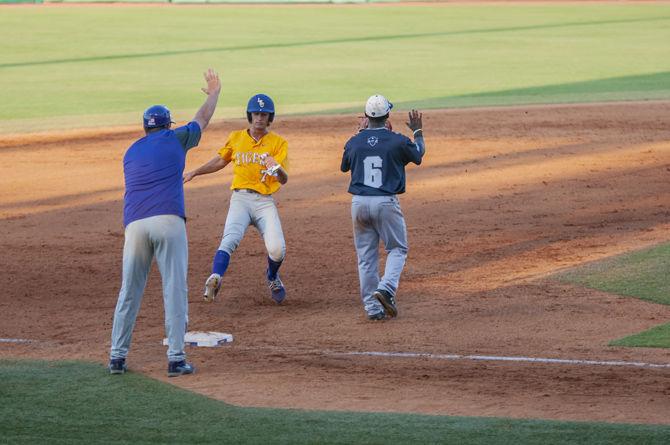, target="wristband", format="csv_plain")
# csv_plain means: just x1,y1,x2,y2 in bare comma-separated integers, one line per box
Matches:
413,128,423,136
